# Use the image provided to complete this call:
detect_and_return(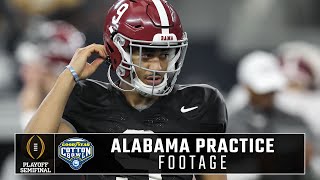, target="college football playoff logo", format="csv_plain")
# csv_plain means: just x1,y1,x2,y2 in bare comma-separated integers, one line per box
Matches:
58,138,94,170
26,135,45,160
